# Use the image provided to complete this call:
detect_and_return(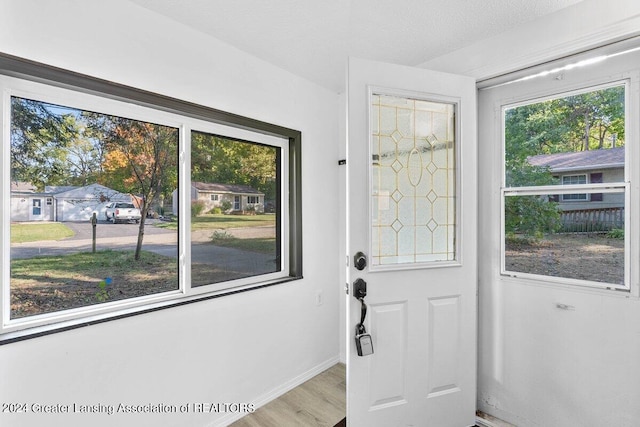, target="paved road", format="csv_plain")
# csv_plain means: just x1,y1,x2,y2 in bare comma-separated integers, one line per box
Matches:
11,220,177,259
10,221,275,275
